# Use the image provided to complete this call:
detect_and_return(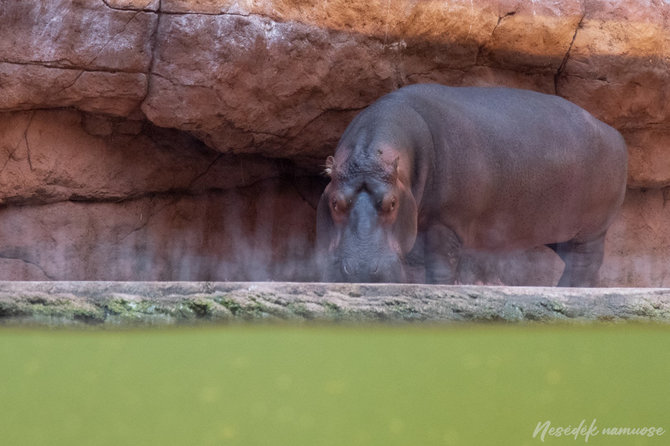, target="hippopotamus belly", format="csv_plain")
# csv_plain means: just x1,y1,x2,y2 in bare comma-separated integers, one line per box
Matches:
316,84,628,286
